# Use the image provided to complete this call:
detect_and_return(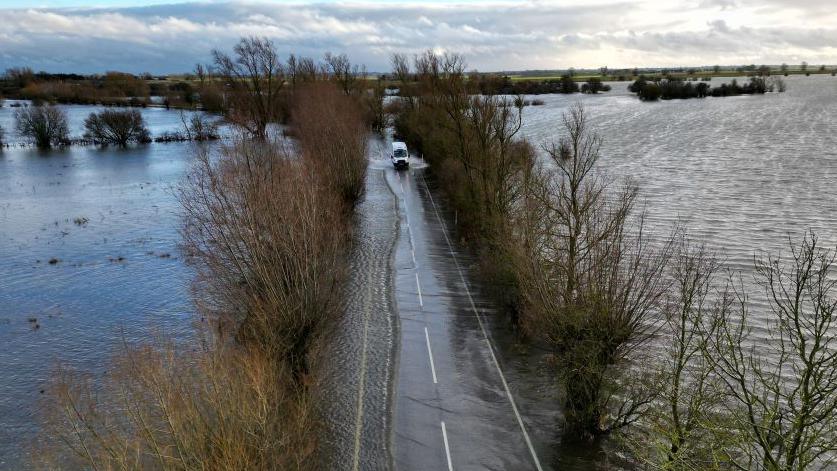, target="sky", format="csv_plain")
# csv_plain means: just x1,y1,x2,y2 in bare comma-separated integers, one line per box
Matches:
1,0,836,74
